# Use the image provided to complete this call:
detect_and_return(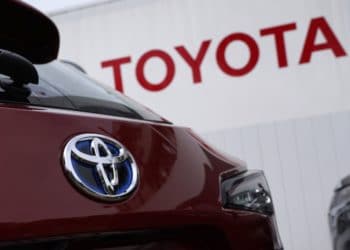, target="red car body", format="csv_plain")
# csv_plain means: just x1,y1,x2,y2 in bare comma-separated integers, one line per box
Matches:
0,1,282,249
0,104,280,250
